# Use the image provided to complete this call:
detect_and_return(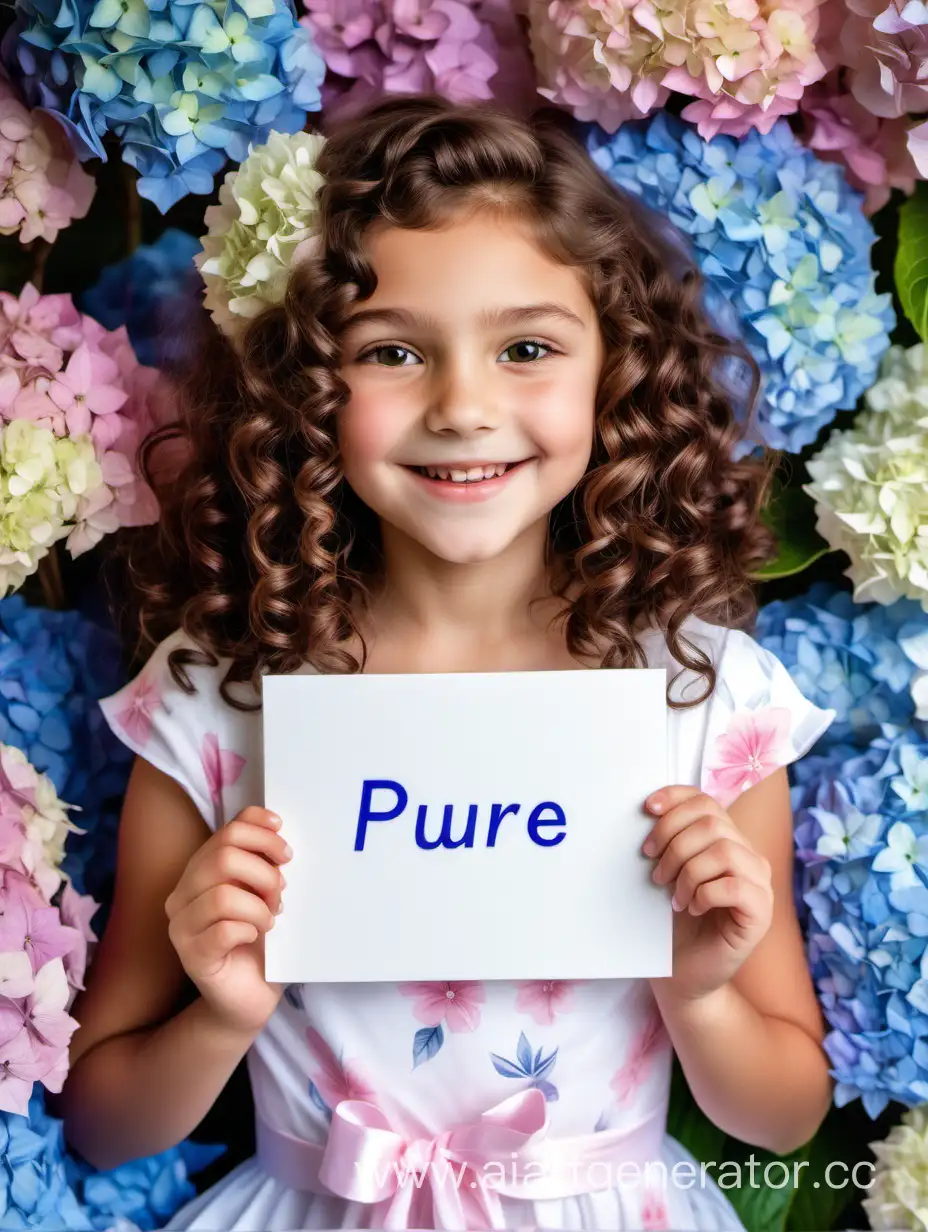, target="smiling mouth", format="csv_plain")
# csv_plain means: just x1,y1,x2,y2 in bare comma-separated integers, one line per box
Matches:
406,461,529,484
